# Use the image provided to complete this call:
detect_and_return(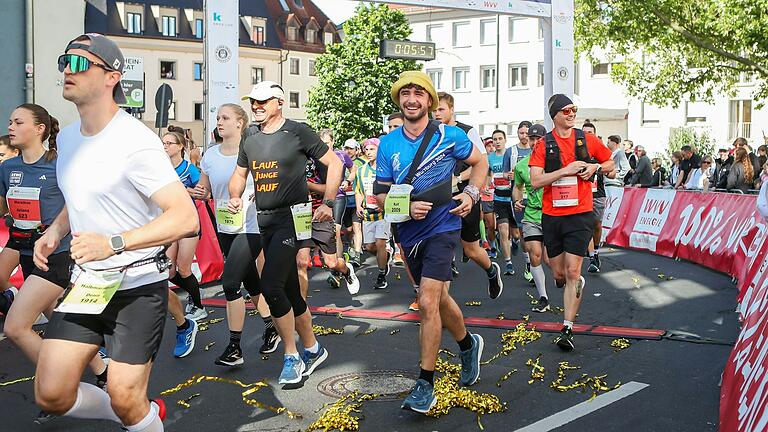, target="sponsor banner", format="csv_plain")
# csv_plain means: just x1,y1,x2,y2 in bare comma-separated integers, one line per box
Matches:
598,187,768,431
600,186,624,242
205,0,239,145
